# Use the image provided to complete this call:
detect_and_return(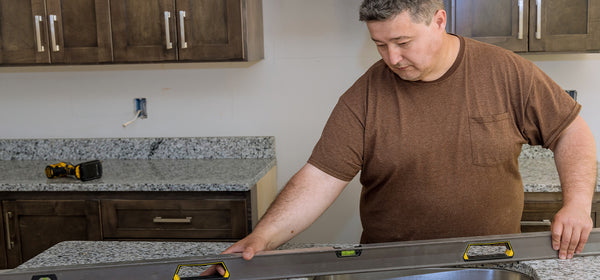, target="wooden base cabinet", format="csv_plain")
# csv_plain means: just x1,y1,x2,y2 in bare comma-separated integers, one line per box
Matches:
521,192,599,232
0,200,101,269
101,198,249,240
